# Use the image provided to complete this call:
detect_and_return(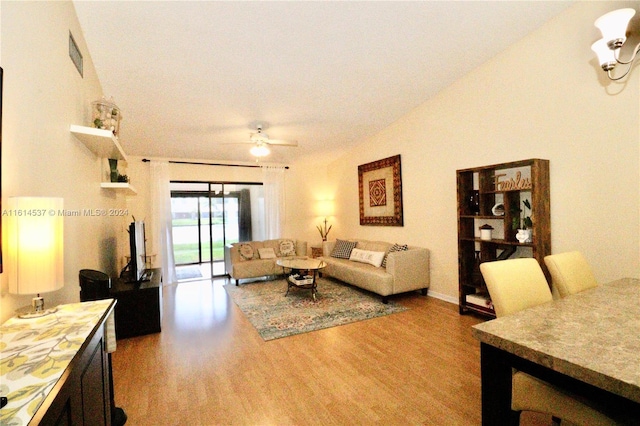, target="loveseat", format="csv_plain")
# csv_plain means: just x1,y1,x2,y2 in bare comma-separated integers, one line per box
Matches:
224,239,308,285
320,239,429,303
